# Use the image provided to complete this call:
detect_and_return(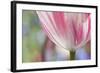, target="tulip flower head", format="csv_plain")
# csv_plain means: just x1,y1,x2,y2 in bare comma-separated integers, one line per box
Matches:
37,11,91,51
